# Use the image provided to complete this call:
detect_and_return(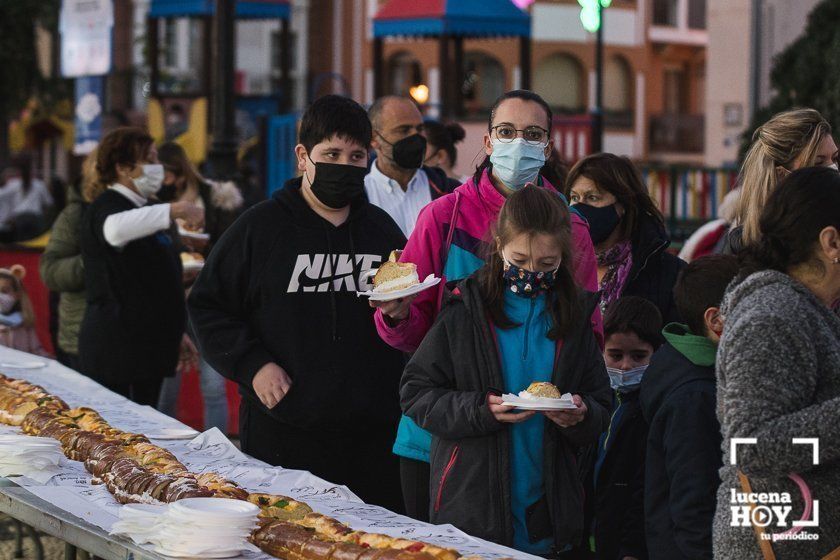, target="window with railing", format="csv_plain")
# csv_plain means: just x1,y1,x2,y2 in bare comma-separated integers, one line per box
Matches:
653,0,679,26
